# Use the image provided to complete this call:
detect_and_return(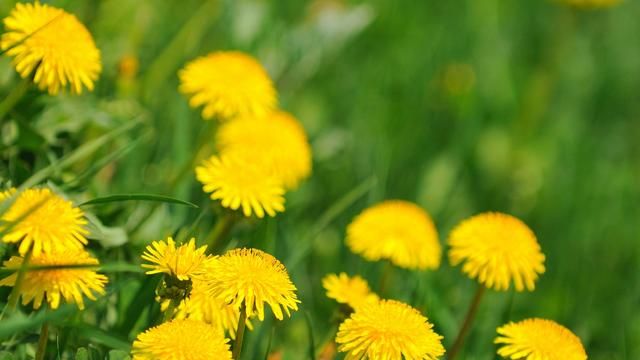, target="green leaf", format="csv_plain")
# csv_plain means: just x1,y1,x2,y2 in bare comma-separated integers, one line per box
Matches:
108,350,131,360
0,351,16,360
79,194,198,208
303,311,317,360
75,348,89,360
70,324,131,351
